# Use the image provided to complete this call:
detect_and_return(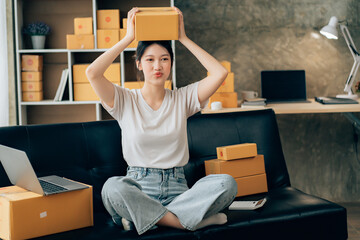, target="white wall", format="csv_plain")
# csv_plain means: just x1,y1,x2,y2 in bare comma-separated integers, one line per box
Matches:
0,0,9,126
